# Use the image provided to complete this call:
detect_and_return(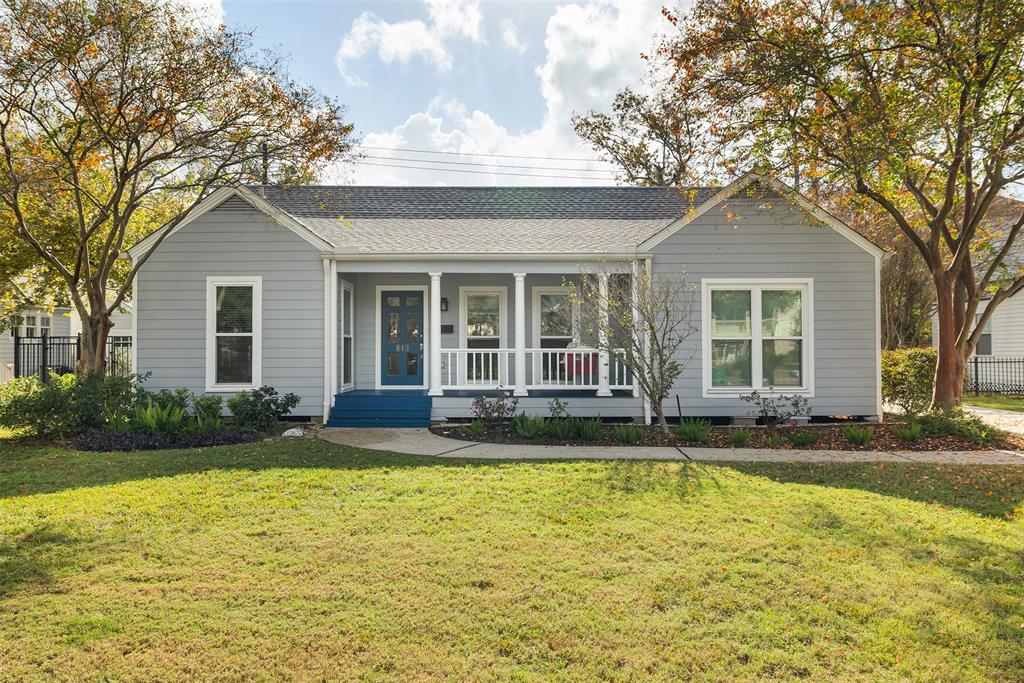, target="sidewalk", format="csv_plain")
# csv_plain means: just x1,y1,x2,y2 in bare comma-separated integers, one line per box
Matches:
319,428,1024,465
